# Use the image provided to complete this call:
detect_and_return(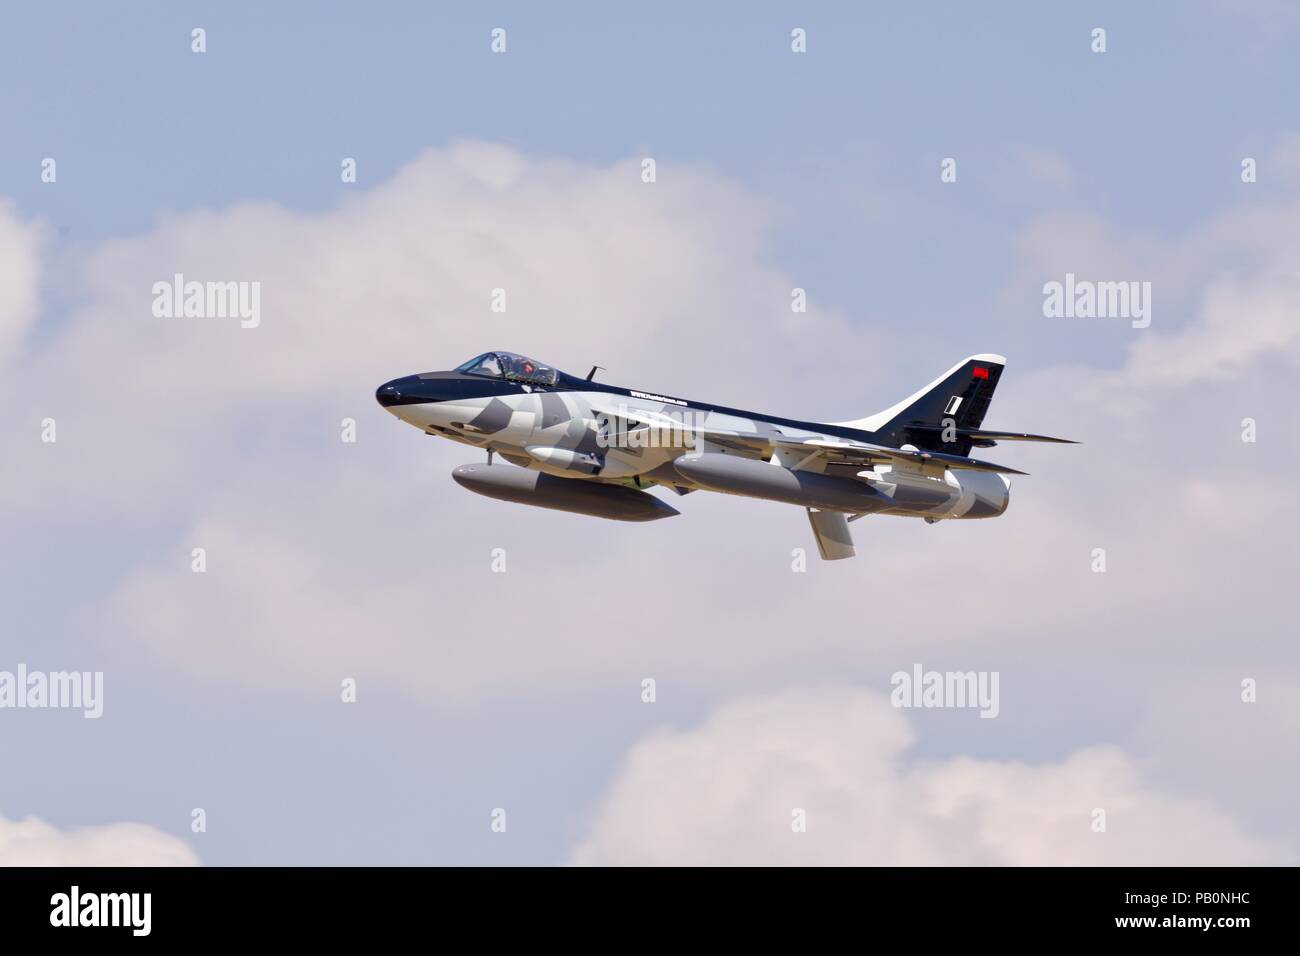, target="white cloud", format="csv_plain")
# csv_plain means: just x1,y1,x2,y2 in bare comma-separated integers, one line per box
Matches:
1012,192,1300,393
0,811,198,866
0,200,45,370
571,689,1288,865
3,142,866,521
3,141,1297,858
1131,674,1300,842
5,143,1285,710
